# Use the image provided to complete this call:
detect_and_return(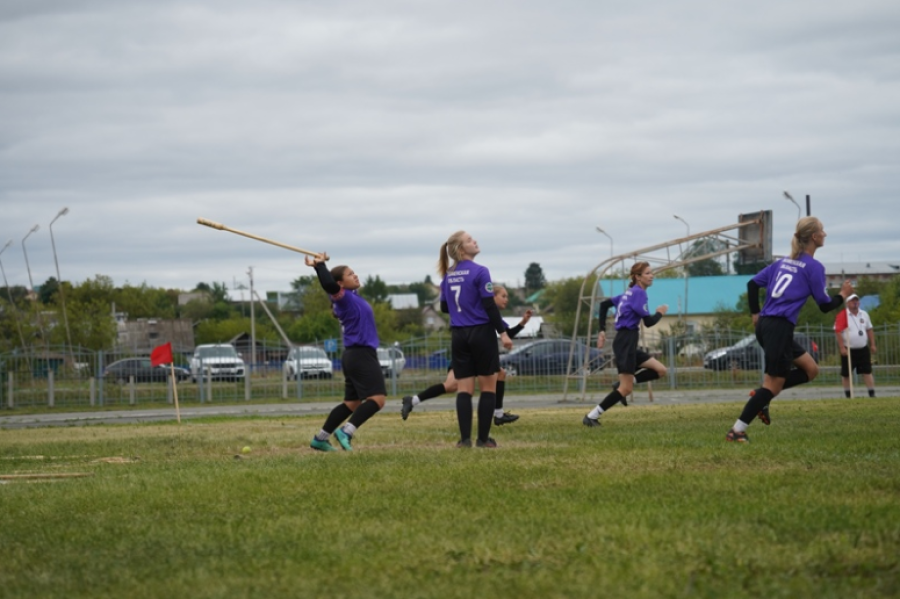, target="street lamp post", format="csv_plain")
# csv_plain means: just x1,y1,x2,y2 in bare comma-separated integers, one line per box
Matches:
22,224,47,346
596,226,615,294
783,191,802,223
49,207,74,357
673,215,690,320
0,240,28,351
